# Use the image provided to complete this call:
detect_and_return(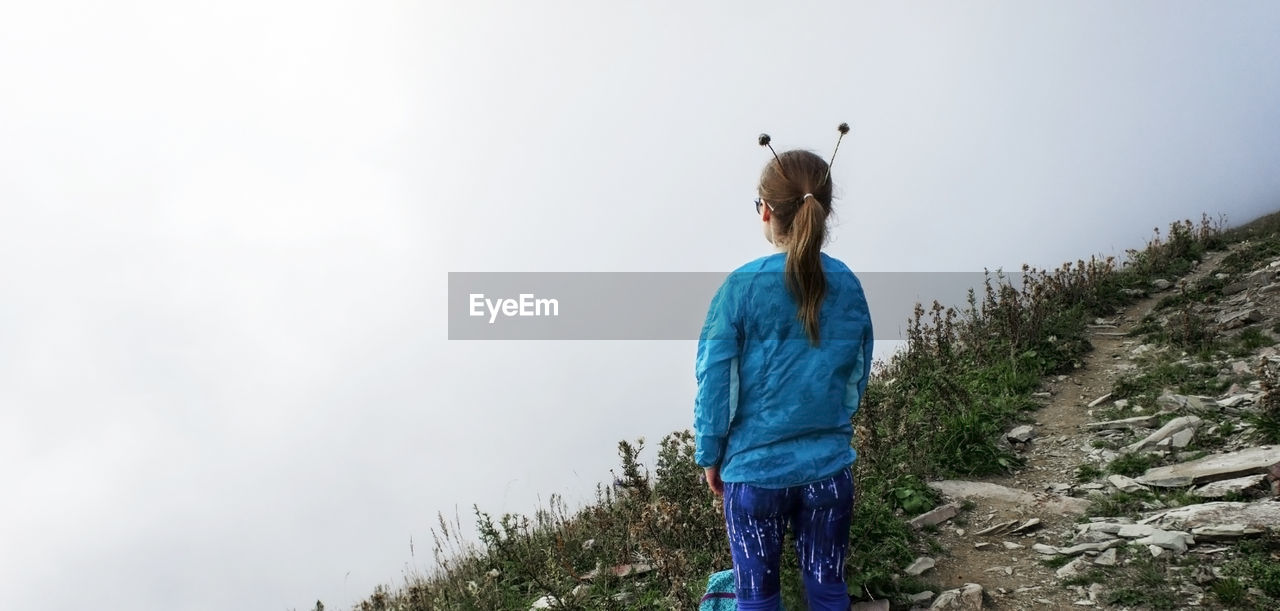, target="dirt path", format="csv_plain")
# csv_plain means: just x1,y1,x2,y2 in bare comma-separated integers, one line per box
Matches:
924,248,1235,609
